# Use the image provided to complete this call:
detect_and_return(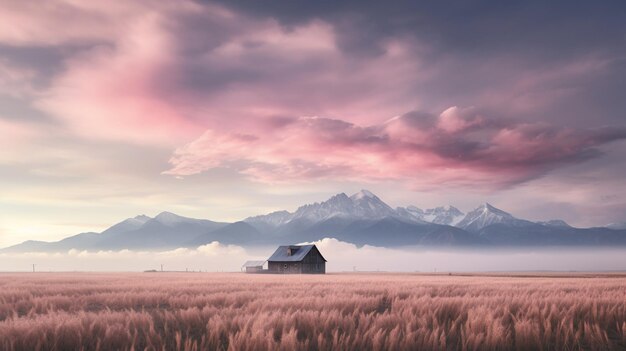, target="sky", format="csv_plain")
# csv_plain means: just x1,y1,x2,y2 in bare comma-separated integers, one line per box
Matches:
1,1,626,247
